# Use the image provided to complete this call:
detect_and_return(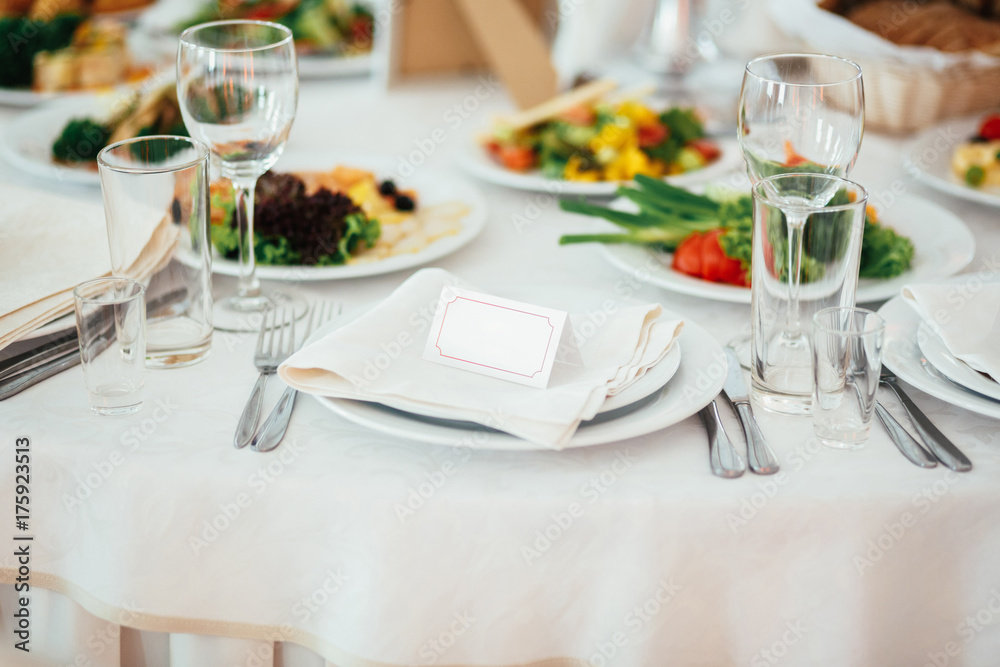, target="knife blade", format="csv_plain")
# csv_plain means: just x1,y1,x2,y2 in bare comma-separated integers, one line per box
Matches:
721,347,780,475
